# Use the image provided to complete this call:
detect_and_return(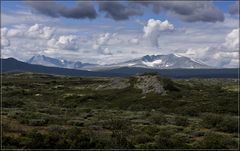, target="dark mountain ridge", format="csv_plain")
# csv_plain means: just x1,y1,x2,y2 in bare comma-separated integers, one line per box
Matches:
1,58,238,78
